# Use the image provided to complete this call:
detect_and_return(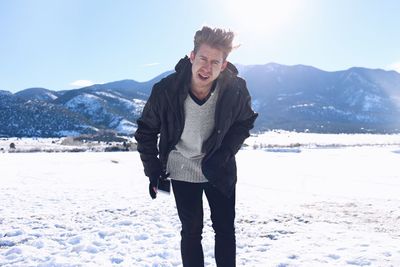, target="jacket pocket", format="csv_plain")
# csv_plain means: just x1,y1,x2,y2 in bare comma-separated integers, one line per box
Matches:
202,148,237,197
